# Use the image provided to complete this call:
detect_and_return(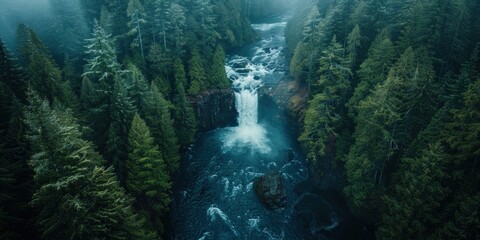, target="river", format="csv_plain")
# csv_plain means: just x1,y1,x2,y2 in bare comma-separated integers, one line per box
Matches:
169,14,371,240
